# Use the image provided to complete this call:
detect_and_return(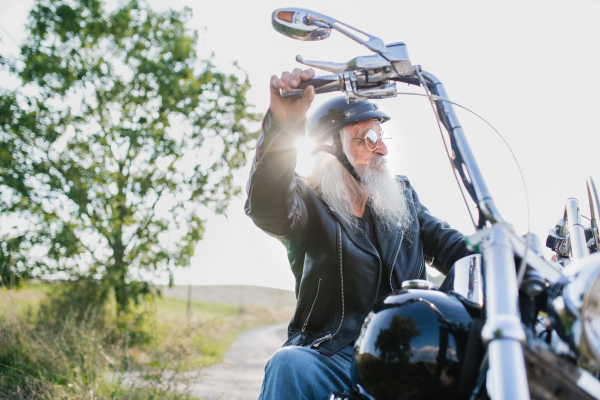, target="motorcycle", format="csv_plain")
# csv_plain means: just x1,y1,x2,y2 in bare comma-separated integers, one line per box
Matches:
270,8,600,400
